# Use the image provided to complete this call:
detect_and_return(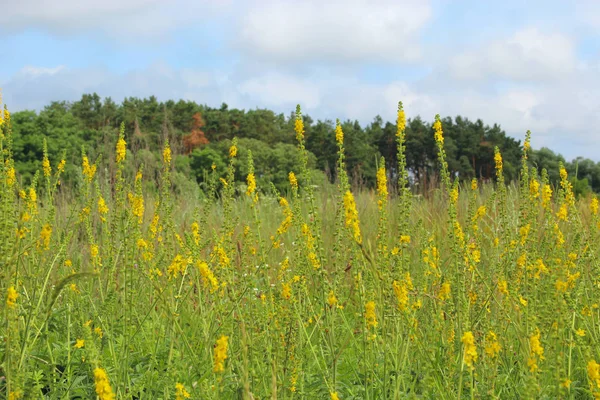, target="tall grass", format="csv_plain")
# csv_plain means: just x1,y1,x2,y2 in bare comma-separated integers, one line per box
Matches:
1,103,600,399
